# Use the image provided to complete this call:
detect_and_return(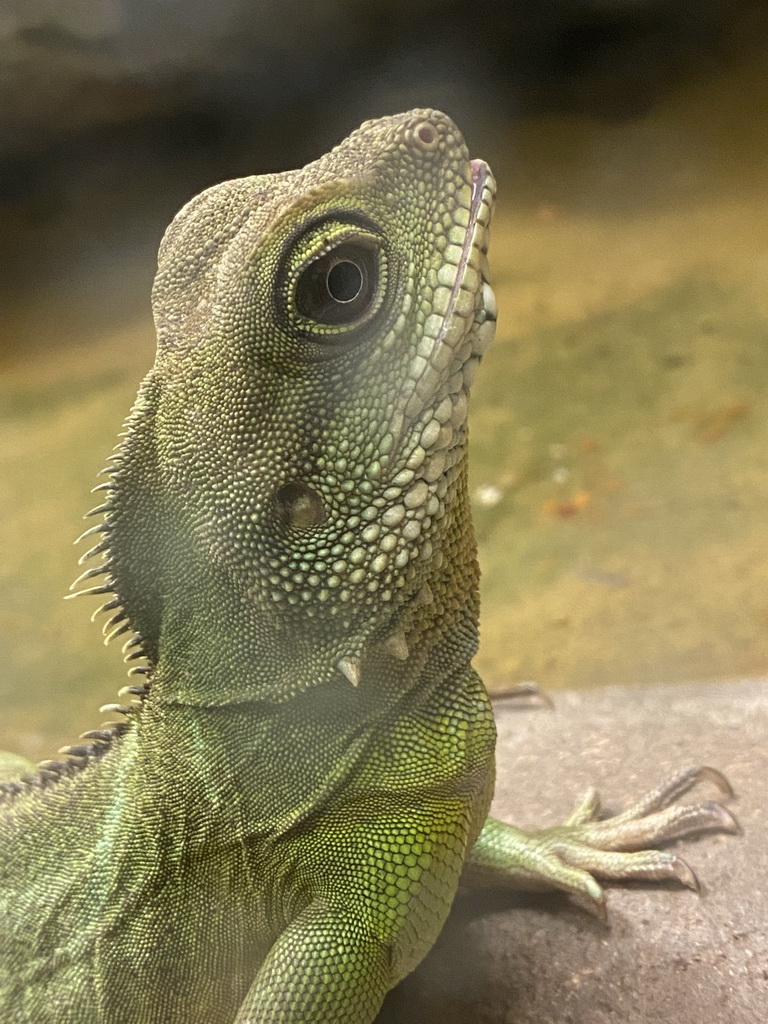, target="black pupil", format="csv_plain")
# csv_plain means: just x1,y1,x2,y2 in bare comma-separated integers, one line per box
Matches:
295,239,379,326
327,261,362,303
